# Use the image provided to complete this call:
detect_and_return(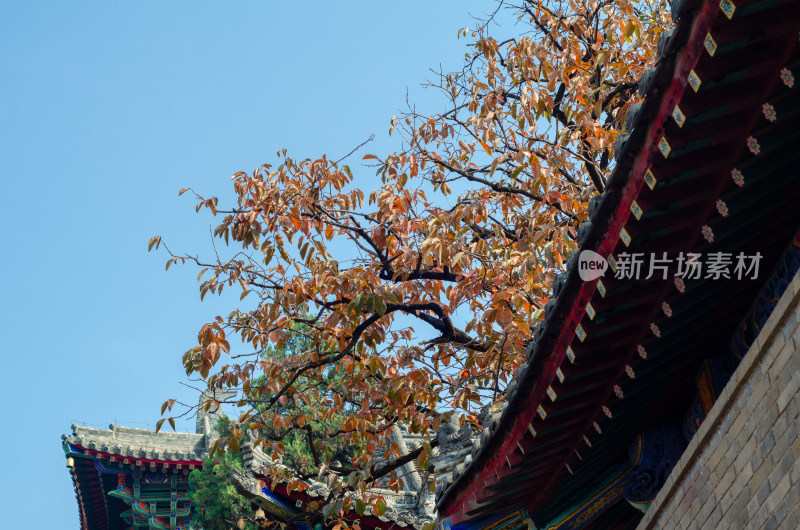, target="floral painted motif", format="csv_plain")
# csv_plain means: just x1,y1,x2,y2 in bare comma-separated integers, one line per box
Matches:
637,344,647,359
662,301,673,317
781,67,795,88
602,405,612,418
762,103,777,122
675,277,686,293
747,136,760,155
625,364,635,379
716,200,729,217
593,421,602,434
583,435,592,447
613,384,624,399
650,323,661,337
731,168,745,187
701,225,714,243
